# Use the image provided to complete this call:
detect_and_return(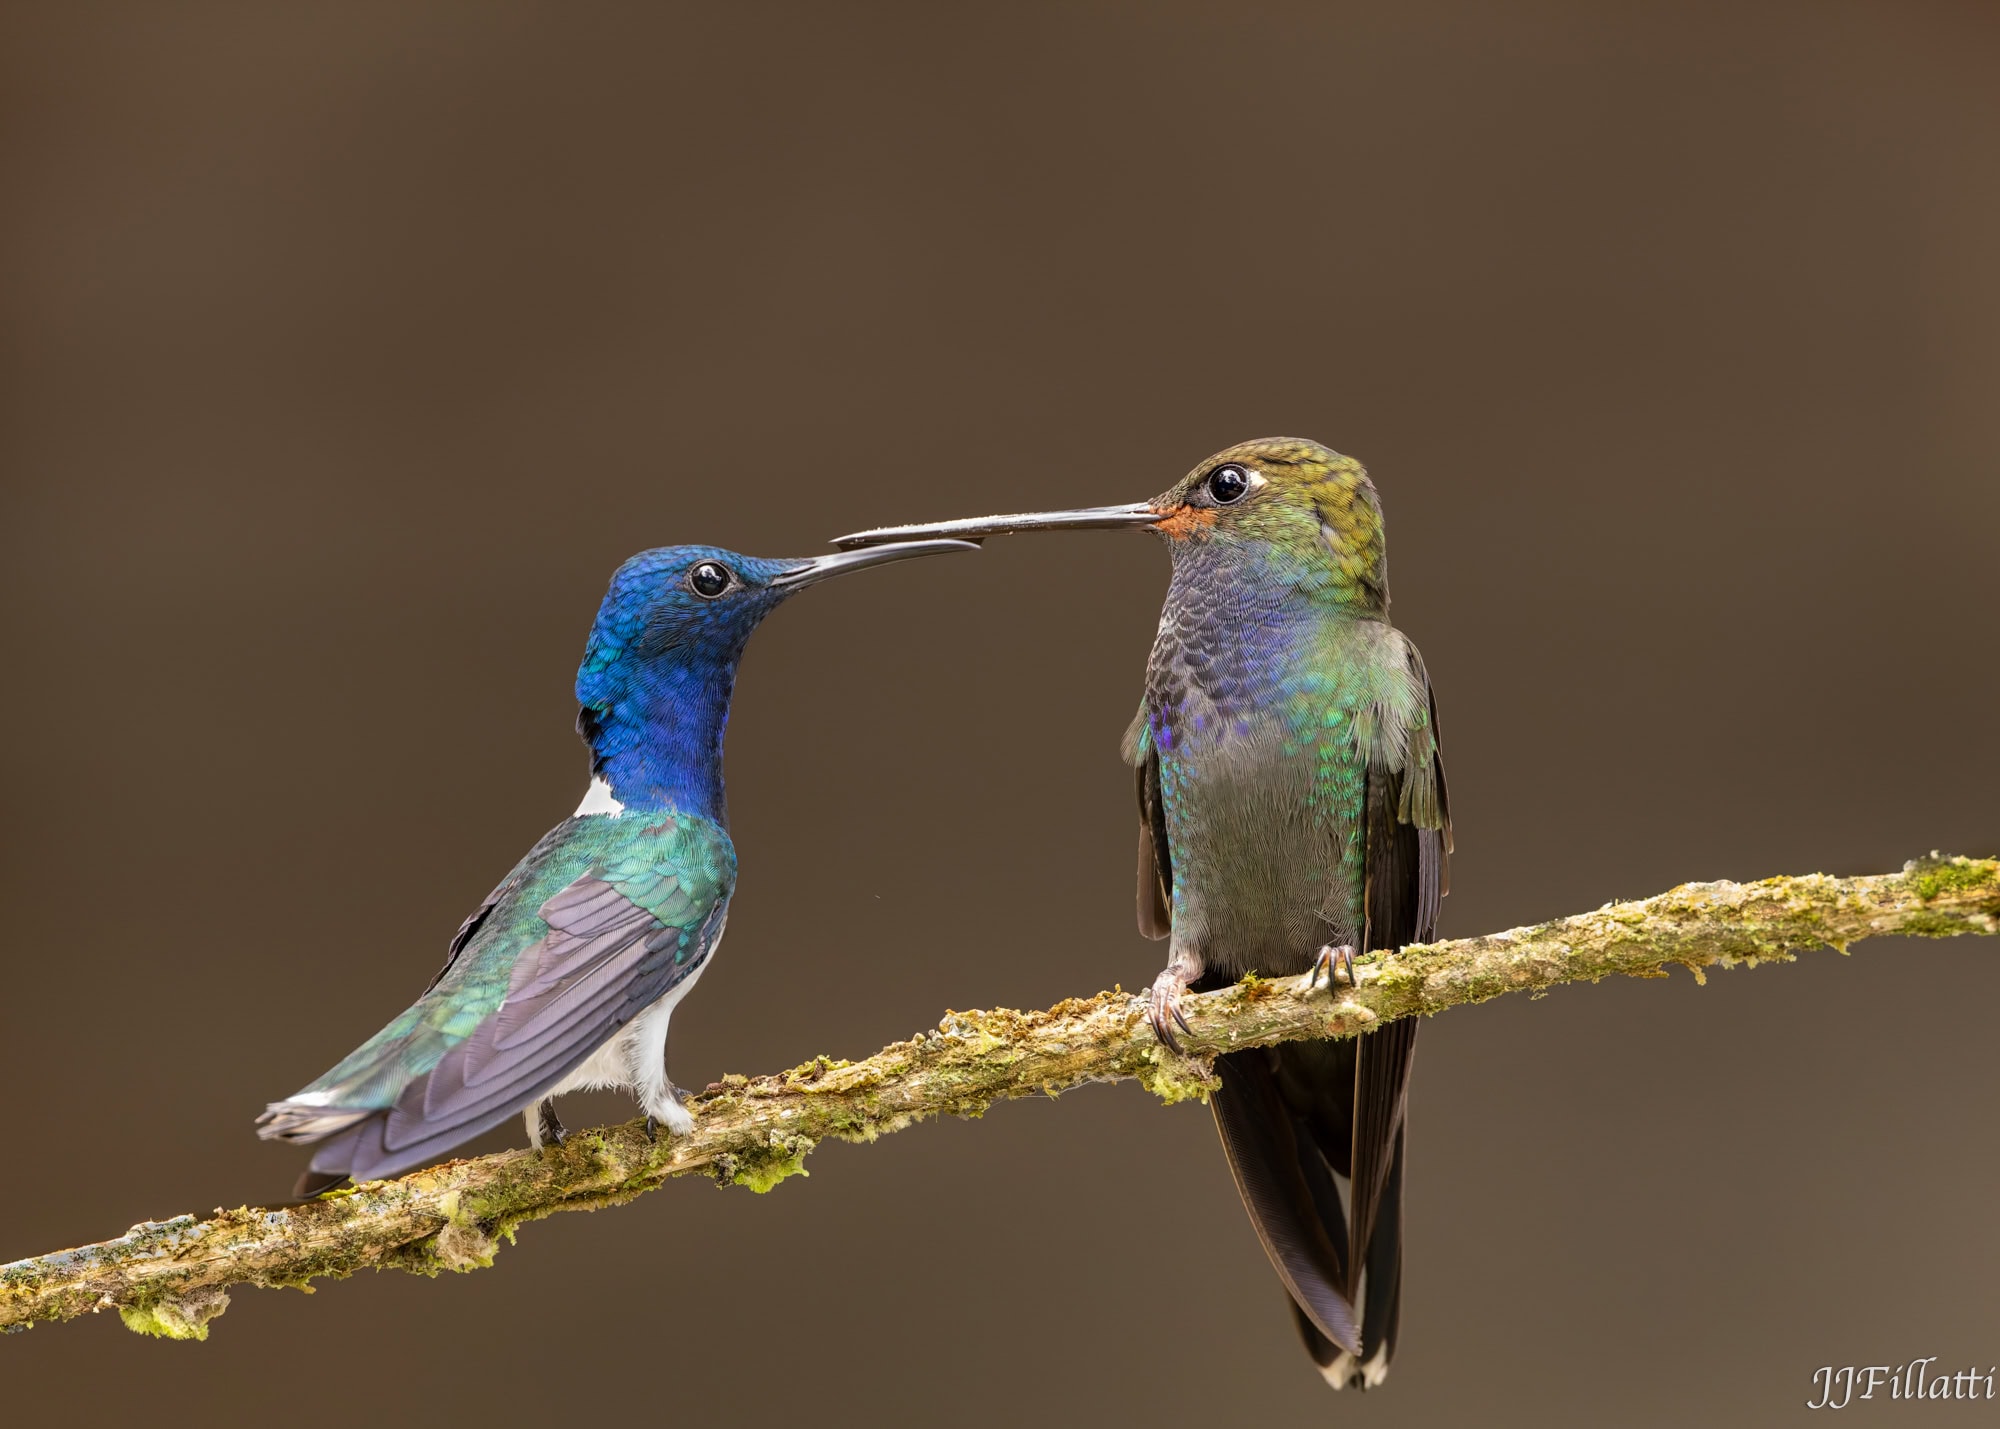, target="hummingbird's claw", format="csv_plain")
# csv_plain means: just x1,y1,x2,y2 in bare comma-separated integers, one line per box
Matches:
641,1081,696,1142
1148,967,1194,1053
536,1100,568,1149
1311,944,1358,990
